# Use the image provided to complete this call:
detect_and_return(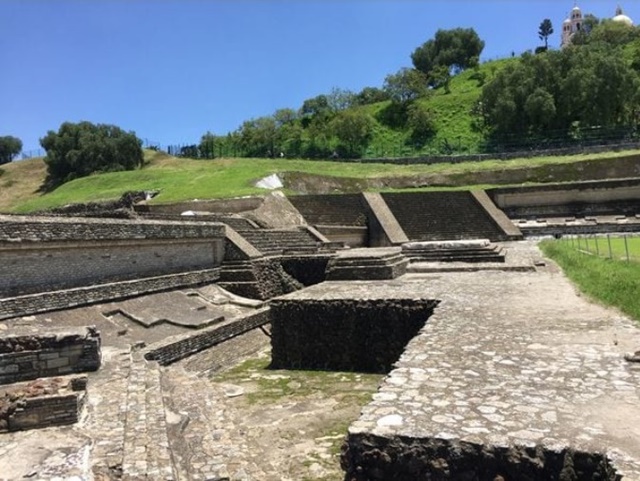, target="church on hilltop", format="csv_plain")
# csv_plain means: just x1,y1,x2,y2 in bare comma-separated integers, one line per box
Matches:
561,3,634,47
